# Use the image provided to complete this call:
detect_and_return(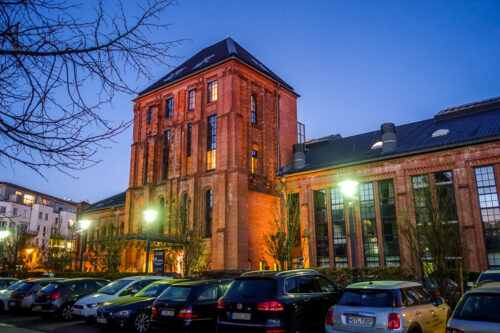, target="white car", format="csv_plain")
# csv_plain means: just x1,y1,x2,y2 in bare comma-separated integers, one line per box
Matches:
72,276,172,321
0,280,25,311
